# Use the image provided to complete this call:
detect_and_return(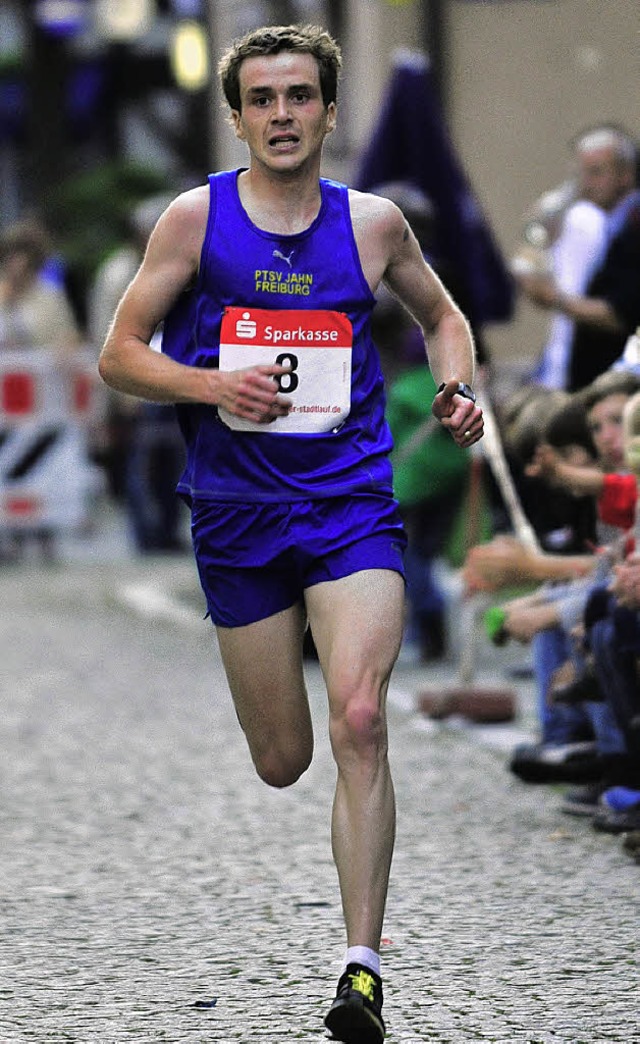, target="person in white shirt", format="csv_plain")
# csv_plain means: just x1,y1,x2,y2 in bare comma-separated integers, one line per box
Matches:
535,199,606,388
516,126,637,389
